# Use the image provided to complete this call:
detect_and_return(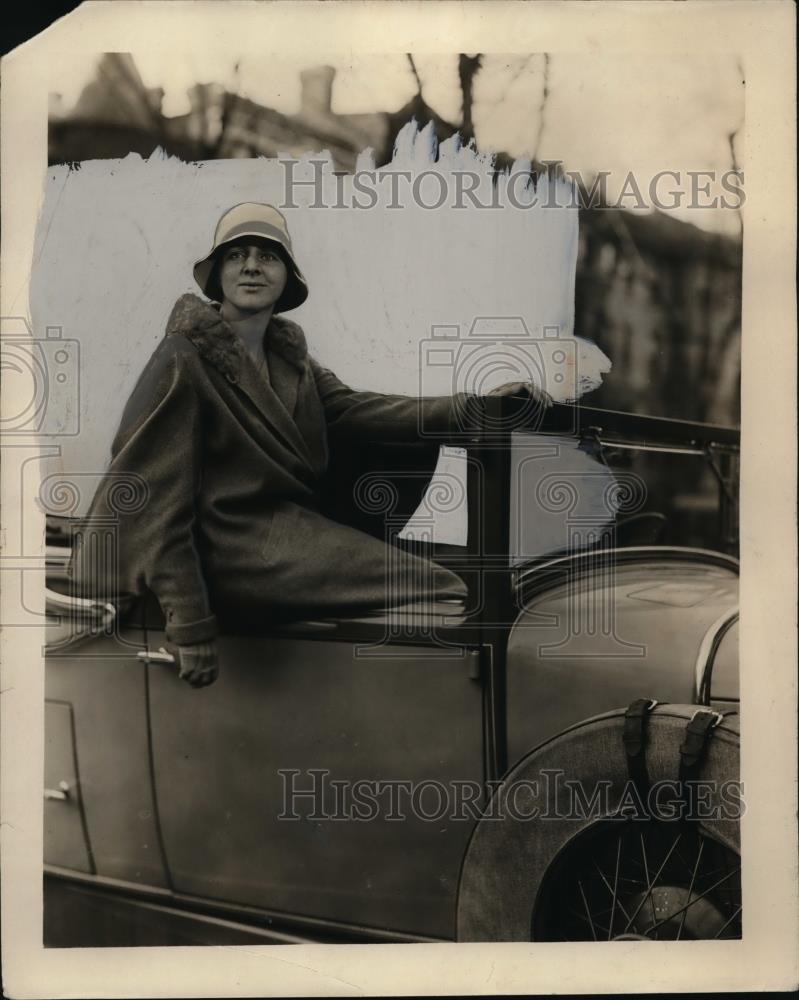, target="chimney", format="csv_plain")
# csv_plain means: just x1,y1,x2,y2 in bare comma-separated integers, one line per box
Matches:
146,86,165,117
300,65,336,115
